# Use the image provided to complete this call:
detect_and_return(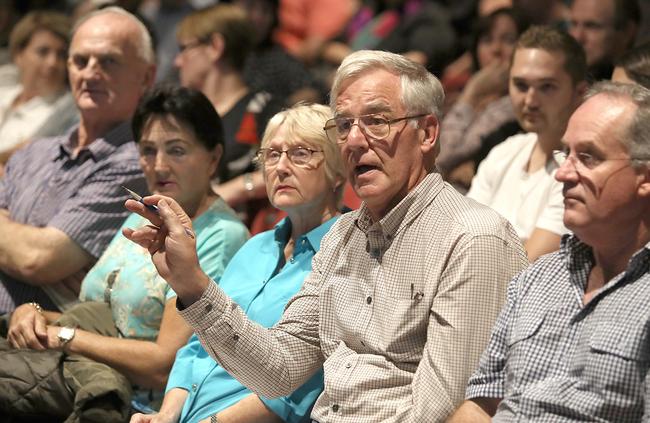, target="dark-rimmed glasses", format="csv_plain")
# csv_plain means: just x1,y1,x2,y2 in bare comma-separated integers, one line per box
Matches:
323,113,428,144
256,147,323,167
178,37,209,53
